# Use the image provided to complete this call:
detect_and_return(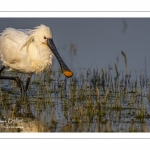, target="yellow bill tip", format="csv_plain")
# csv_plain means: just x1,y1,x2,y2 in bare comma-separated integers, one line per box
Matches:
63,70,73,77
